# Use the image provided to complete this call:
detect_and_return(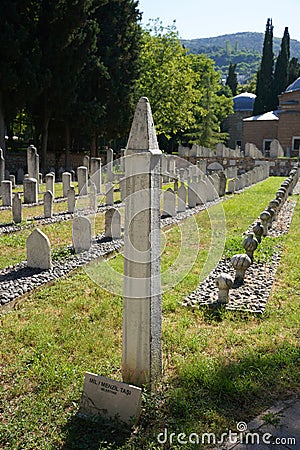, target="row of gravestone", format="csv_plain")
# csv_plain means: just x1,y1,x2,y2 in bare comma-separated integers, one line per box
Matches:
25,159,270,270
0,145,113,185
178,143,243,159
6,162,270,225
26,207,122,270
227,164,270,194
1,164,99,205
215,165,300,304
